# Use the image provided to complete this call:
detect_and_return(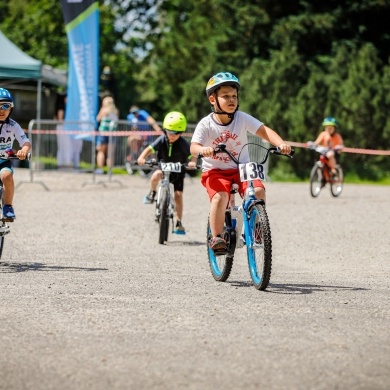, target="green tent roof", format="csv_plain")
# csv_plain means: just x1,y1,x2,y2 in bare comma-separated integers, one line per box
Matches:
0,30,42,79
